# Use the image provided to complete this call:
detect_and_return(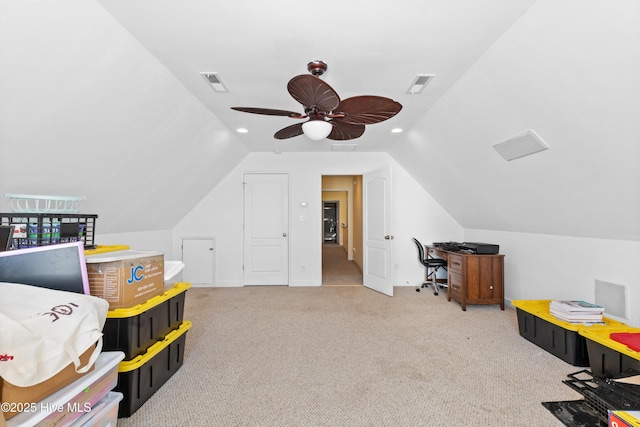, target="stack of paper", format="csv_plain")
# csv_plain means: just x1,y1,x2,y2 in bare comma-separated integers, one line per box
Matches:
549,300,605,324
